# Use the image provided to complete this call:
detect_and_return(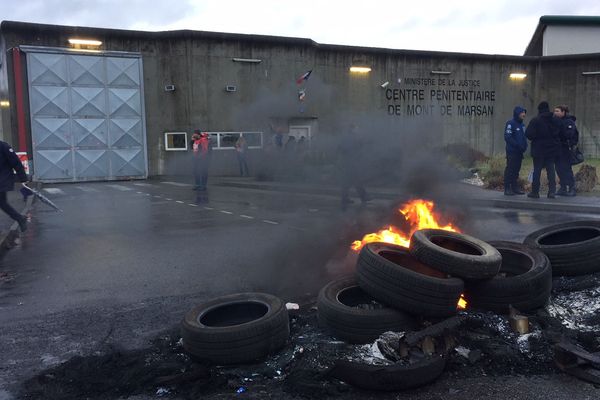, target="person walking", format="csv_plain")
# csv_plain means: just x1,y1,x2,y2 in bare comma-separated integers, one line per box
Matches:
0,140,28,232
553,105,579,196
503,106,527,195
191,130,212,191
235,135,250,176
525,101,561,199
